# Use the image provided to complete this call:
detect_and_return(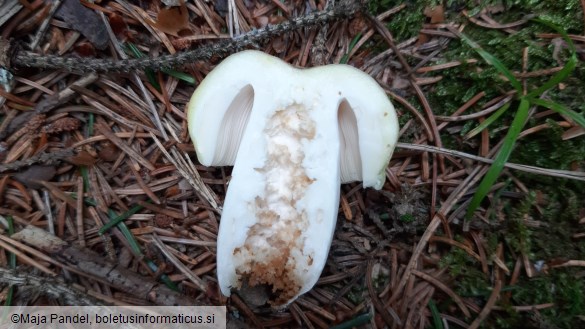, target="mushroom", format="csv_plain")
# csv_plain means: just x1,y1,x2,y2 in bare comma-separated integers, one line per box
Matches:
187,50,399,307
